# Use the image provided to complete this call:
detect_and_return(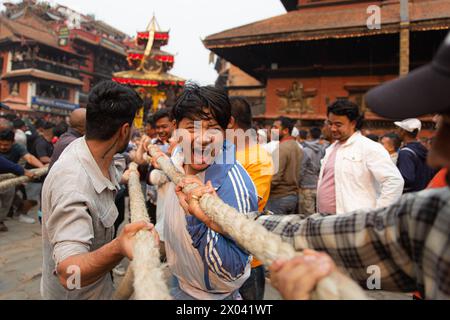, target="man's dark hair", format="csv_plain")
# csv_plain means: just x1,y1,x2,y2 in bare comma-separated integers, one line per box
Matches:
34,118,45,130
153,107,173,123
0,129,15,142
299,129,308,140
383,132,402,150
277,116,295,135
13,119,25,129
404,129,419,139
146,115,155,128
310,127,322,140
327,100,364,130
366,134,379,142
86,81,142,140
54,122,68,137
172,83,231,130
41,121,55,130
229,97,253,131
